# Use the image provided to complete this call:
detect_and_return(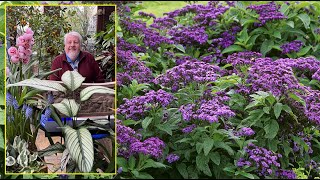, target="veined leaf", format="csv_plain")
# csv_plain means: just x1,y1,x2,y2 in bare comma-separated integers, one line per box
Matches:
222,45,244,54
80,86,115,101
38,143,65,157
53,99,80,117
63,125,94,173
297,13,310,29
61,70,85,91
7,78,66,92
0,128,3,149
